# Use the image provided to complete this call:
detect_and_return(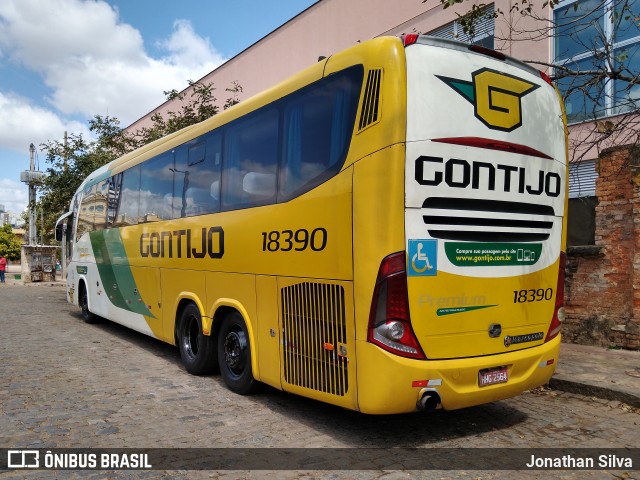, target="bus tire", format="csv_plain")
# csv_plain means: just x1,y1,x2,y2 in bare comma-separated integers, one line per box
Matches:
217,311,258,394
79,282,98,324
177,303,217,375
